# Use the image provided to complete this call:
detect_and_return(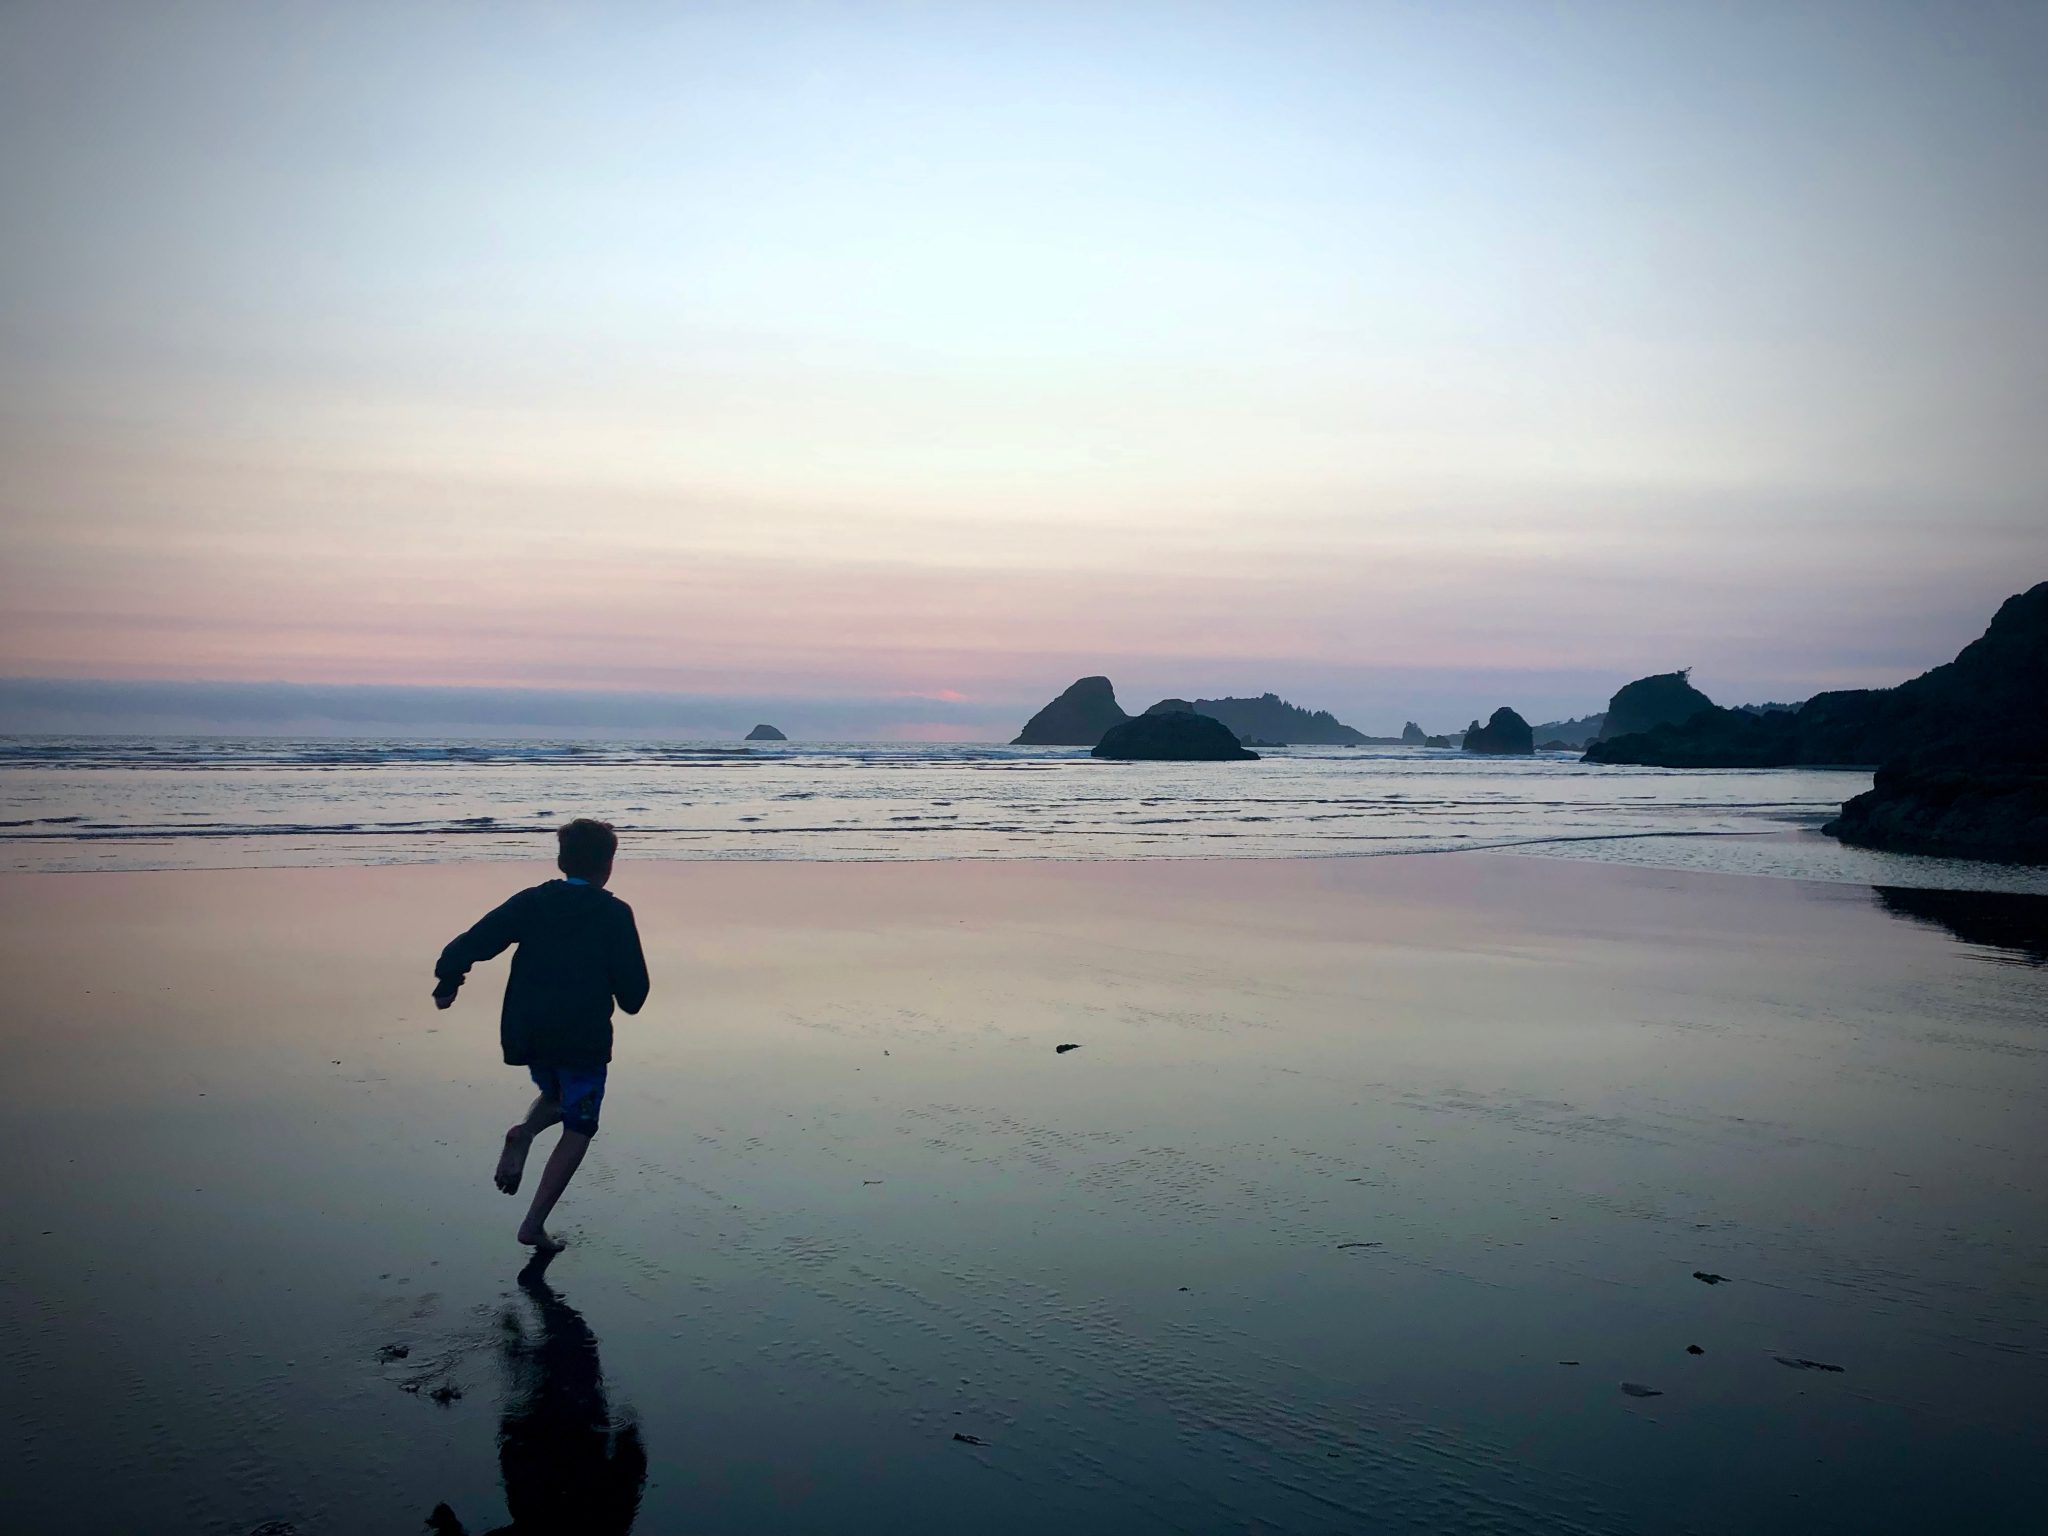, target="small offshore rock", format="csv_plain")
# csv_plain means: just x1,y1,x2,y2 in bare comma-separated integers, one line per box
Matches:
1092,710,1258,761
